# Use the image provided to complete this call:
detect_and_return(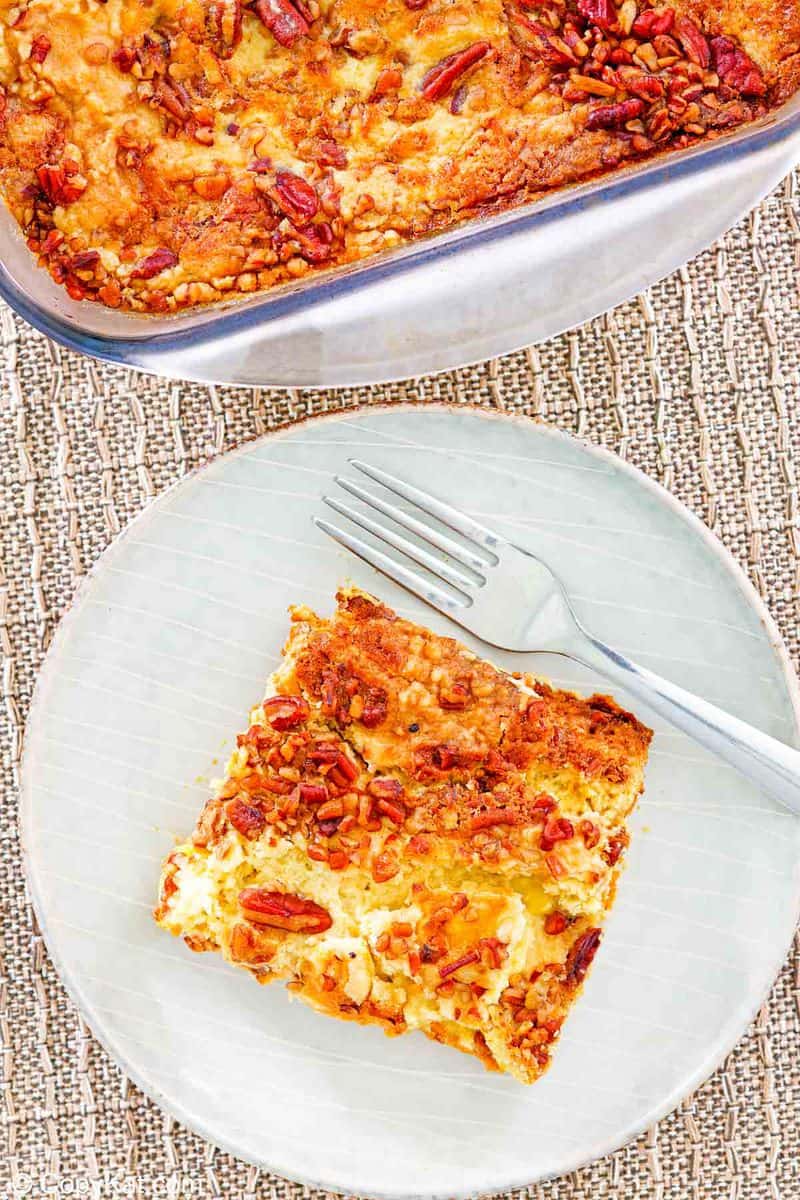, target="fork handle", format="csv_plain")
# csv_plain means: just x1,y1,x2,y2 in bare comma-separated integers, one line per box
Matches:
567,631,800,816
